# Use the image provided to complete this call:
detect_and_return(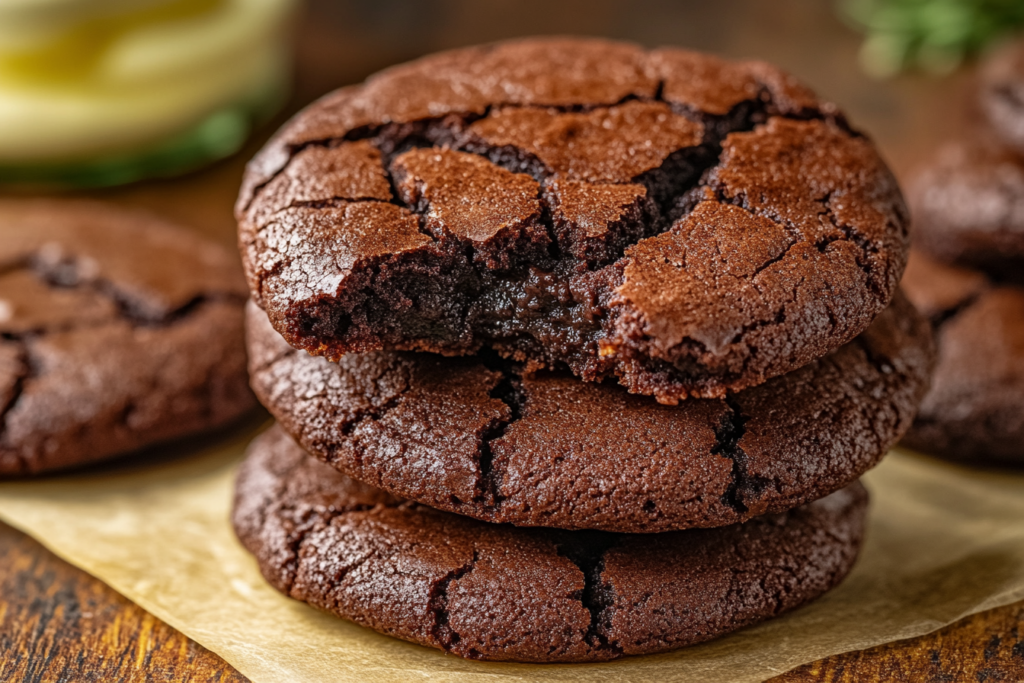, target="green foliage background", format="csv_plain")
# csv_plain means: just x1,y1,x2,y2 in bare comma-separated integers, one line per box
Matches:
840,0,1024,76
